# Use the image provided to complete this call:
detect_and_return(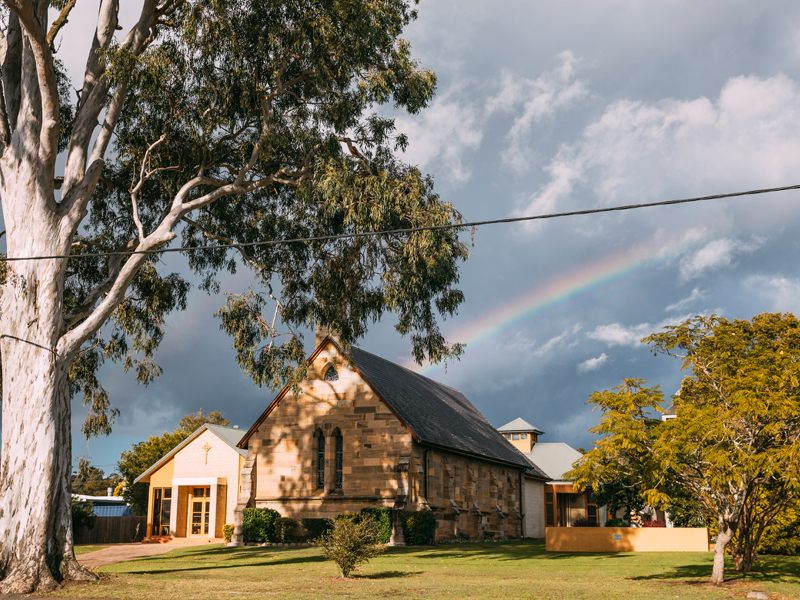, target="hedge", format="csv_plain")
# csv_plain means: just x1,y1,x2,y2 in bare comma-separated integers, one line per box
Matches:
359,507,393,544
242,508,281,543
301,518,333,541
275,517,298,542
402,511,436,545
